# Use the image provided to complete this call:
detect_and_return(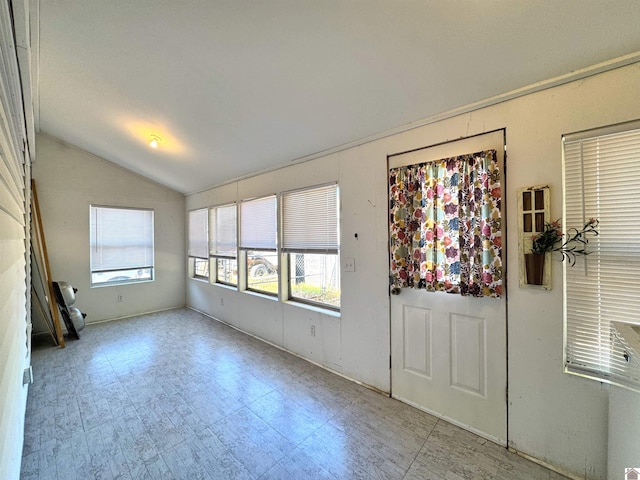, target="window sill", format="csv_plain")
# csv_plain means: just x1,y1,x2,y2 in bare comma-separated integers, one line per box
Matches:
91,279,154,288
189,276,209,284
213,282,238,291
243,289,279,301
284,300,341,318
